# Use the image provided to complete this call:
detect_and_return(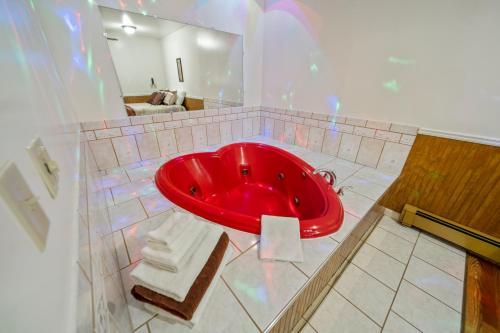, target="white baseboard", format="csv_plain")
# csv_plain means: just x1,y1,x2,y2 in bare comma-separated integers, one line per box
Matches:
418,128,500,147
